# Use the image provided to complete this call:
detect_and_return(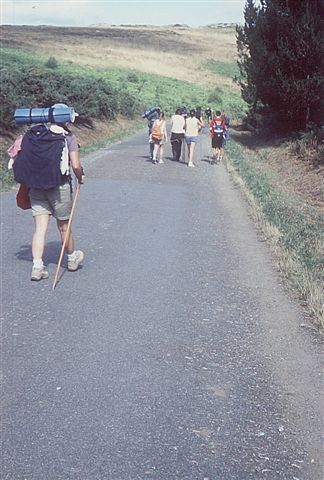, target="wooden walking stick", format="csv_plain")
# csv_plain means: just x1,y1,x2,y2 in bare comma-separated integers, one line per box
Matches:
52,184,81,290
